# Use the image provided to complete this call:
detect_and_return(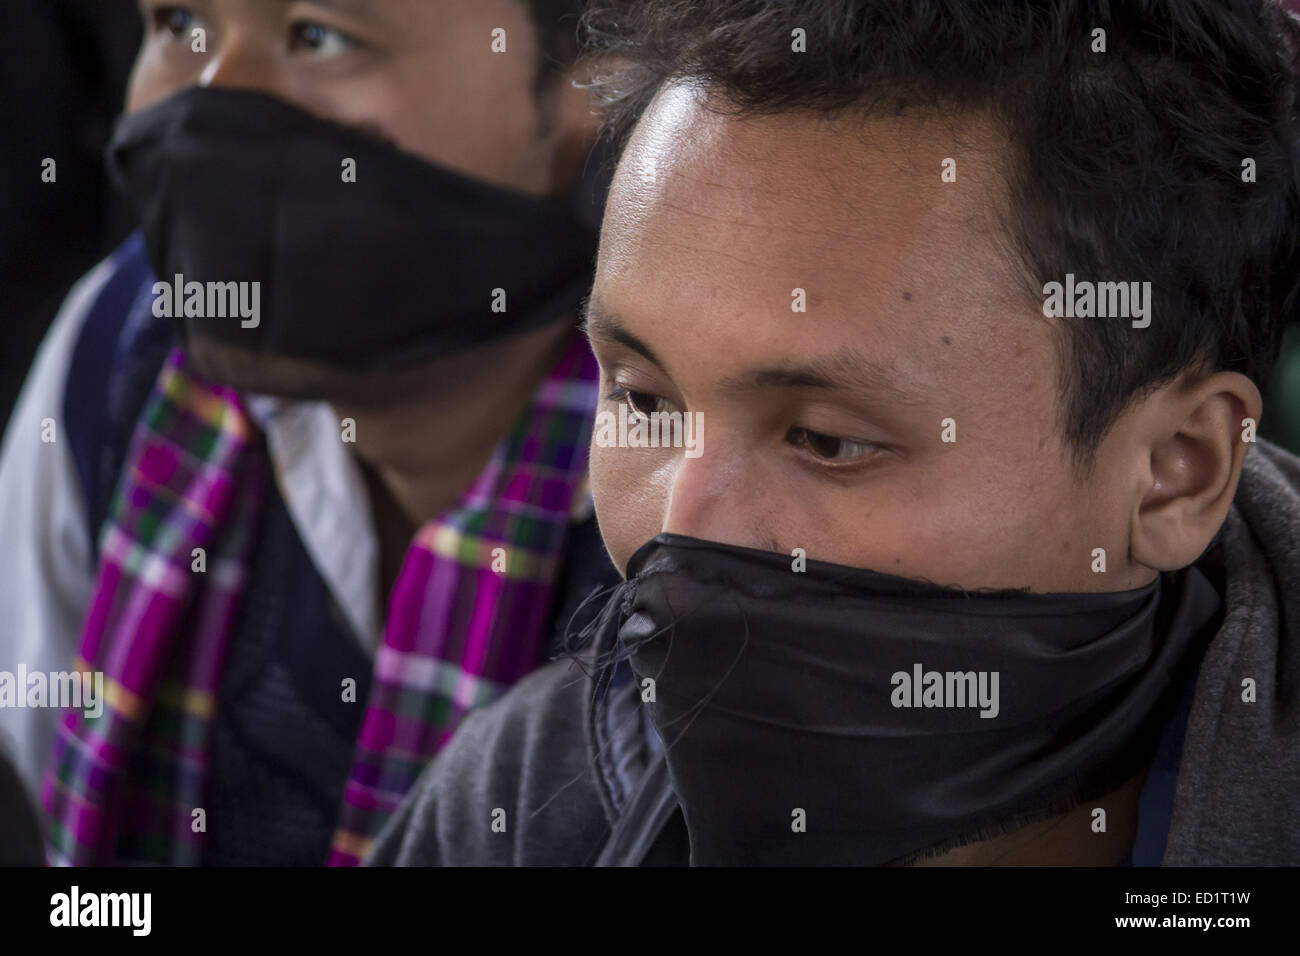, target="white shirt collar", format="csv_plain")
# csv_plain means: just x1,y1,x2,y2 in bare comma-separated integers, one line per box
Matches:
245,395,383,656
